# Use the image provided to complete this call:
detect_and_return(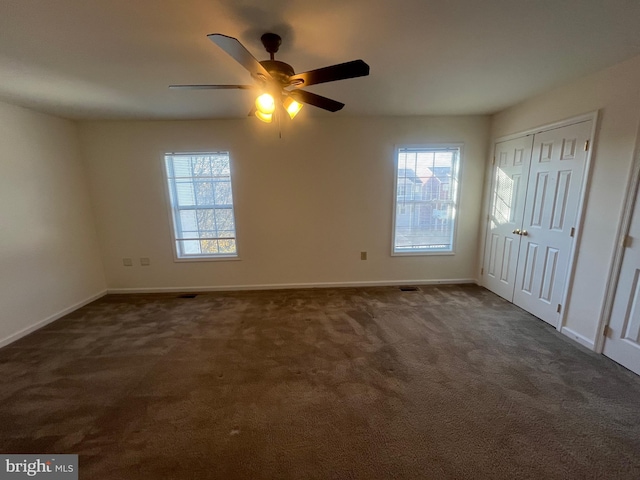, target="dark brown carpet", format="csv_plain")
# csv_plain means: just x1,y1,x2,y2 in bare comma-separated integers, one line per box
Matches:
1,284,639,479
